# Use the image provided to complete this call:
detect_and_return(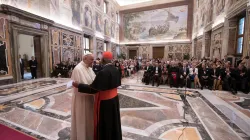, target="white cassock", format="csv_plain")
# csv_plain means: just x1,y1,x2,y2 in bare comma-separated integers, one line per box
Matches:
71,61,96,140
